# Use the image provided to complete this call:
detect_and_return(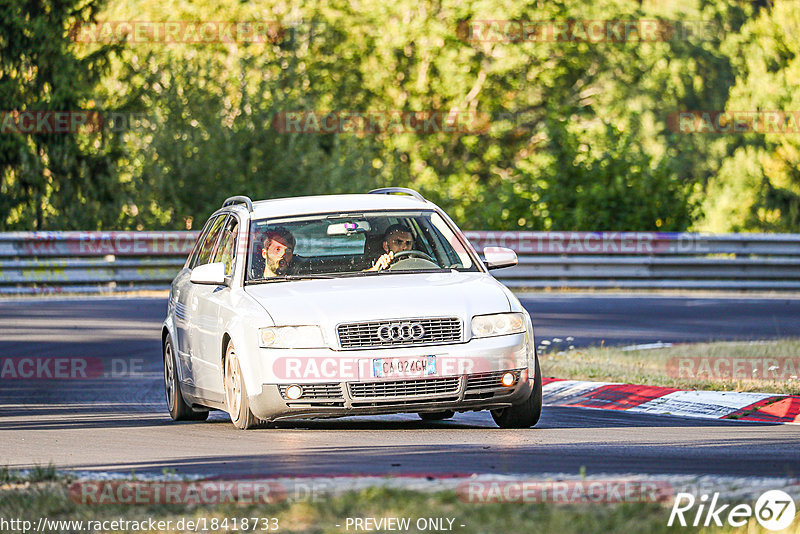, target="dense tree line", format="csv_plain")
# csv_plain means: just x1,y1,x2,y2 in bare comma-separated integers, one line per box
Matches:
0,0,797,232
